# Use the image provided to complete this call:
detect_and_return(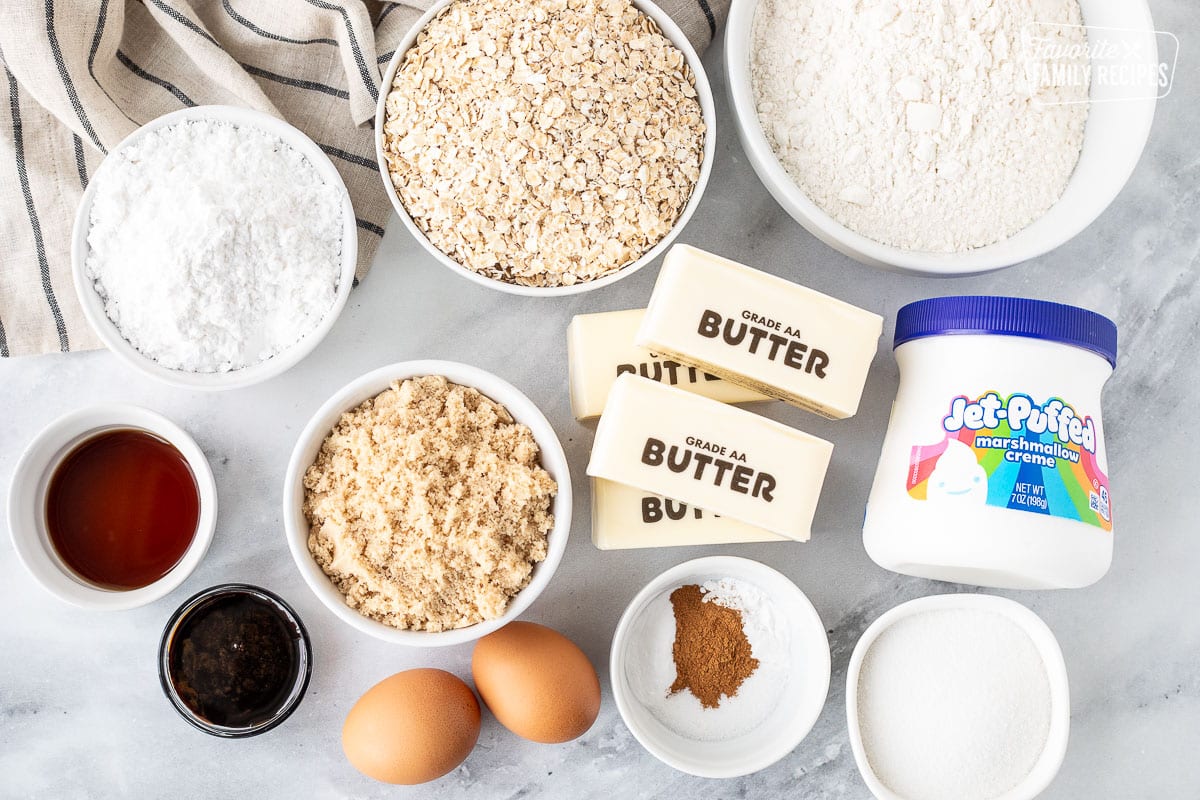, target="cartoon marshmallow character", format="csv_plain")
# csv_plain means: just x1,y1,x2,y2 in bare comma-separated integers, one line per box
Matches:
926,439,988,503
